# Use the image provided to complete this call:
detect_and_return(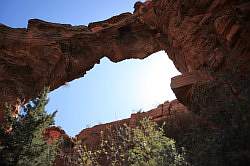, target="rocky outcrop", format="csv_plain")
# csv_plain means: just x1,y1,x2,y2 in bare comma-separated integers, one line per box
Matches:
0,0,249,112
76,99,189,149
43,126,74,166
53,99,196,165
44,126,69,143
1,1,249,164
171,71,213,105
